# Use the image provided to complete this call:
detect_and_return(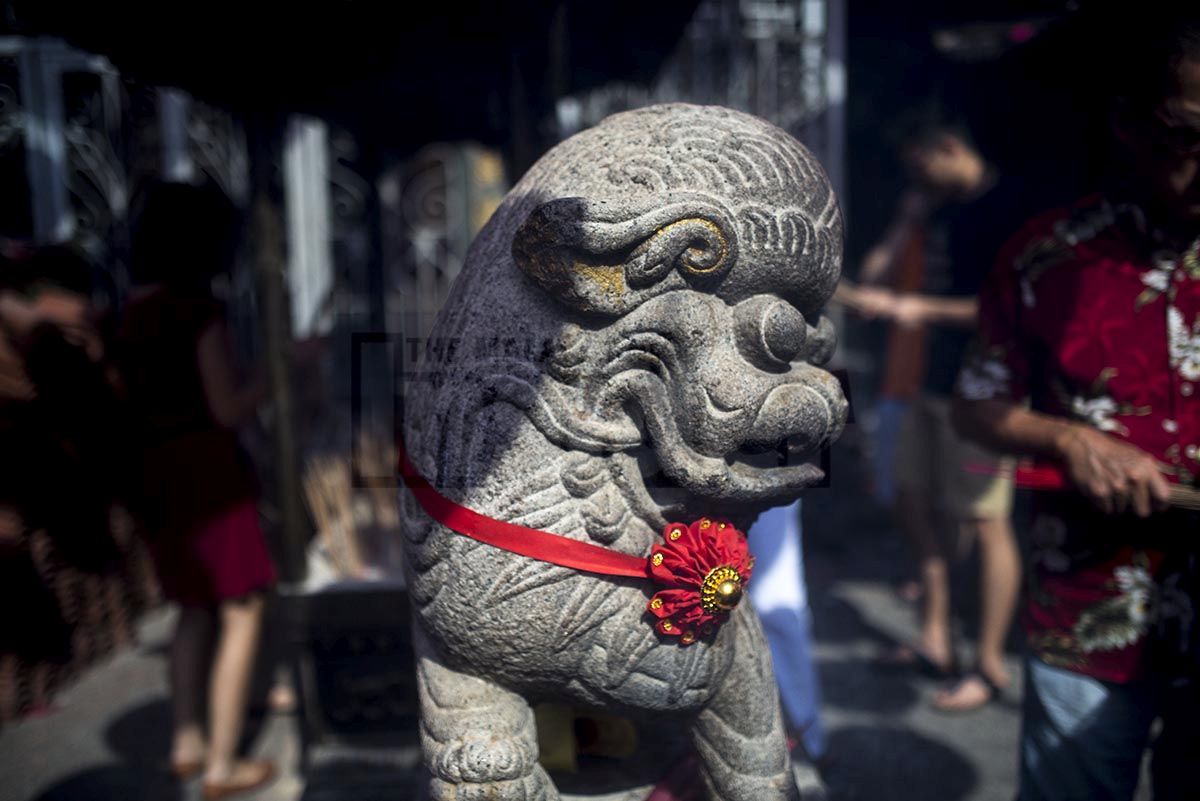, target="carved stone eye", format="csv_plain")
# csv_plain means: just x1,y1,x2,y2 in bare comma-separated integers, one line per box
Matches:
734,296,808,370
